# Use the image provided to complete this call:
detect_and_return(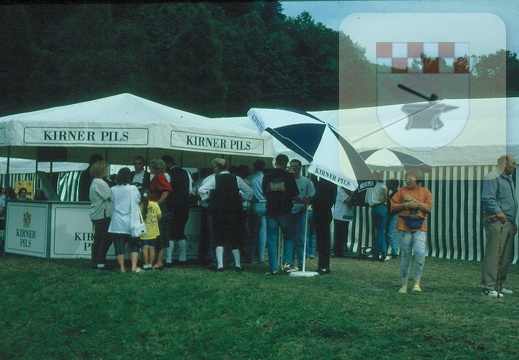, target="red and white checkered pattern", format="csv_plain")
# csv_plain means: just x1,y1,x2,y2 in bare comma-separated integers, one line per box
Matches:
376,42,470,74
